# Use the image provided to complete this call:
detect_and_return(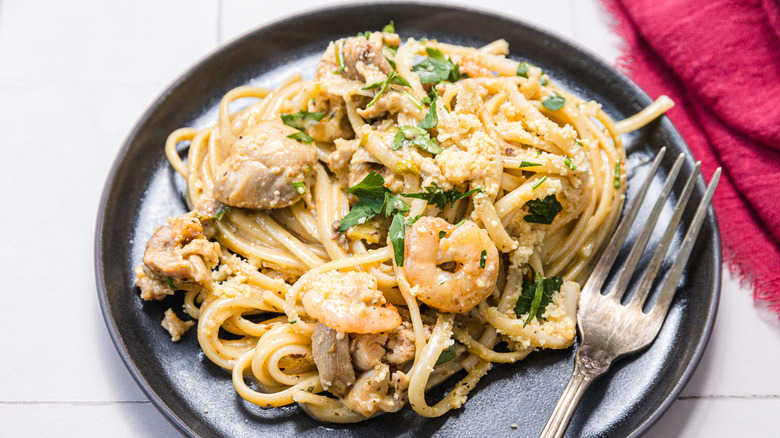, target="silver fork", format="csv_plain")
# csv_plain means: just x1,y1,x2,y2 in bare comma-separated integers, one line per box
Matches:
539,147,721,438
